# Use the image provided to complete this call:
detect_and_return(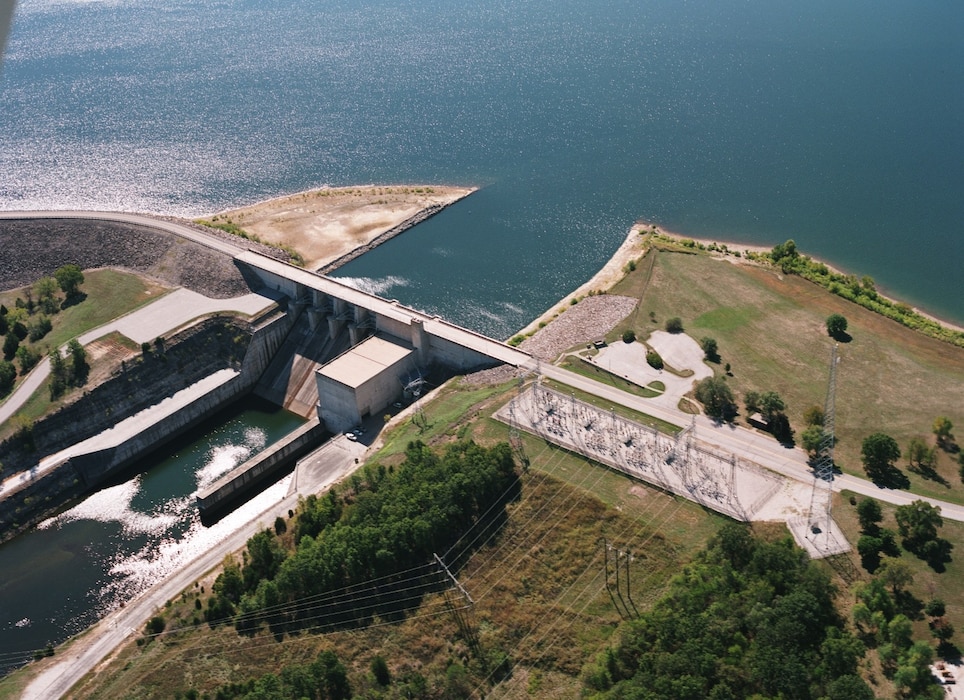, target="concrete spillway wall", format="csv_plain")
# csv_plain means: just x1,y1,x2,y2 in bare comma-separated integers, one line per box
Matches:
196,418,327,519
67,310,295,489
